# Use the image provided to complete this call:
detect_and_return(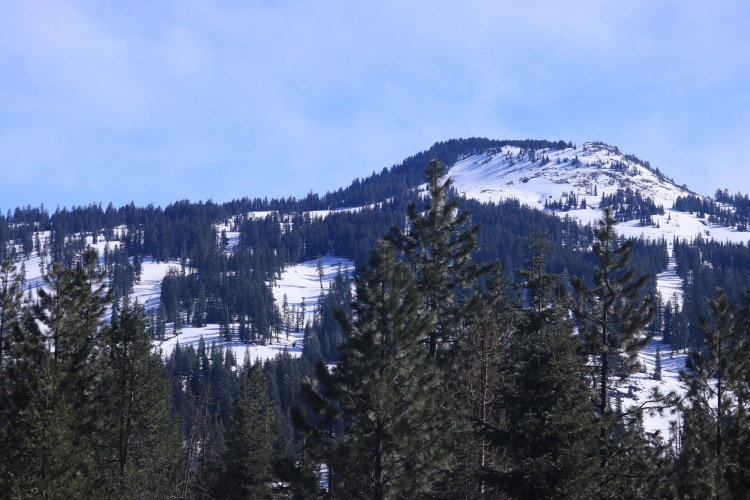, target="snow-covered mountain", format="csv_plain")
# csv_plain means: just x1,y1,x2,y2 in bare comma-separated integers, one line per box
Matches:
446,141,750,246
11,138,749,440
448,141,690,210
